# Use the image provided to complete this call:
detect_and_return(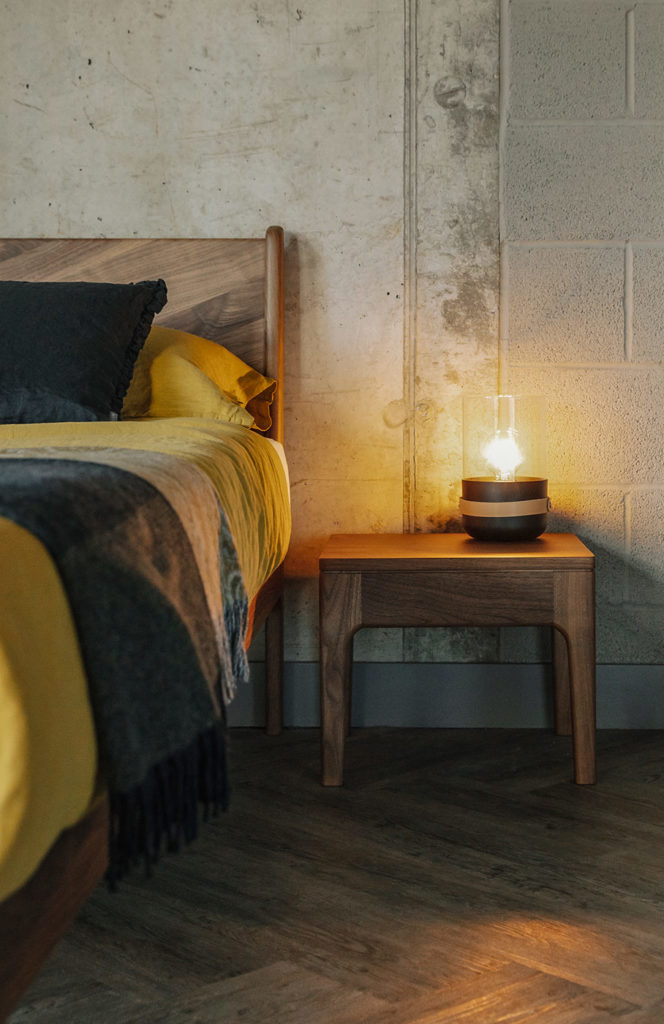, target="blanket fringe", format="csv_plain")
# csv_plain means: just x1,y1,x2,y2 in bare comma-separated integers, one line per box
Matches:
220,597,250,706
106,721,227,887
